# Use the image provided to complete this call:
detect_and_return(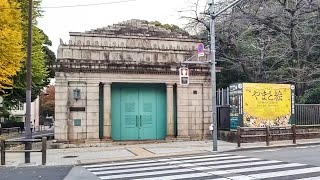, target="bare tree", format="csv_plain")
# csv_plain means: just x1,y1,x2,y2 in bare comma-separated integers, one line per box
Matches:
181,0,320,97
